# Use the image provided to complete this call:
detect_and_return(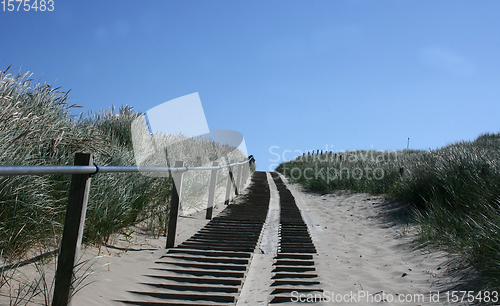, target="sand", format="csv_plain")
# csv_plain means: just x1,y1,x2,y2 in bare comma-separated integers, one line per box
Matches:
0,201,227,306
72,202,228,306
283,176,460,305
1,173,463,305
